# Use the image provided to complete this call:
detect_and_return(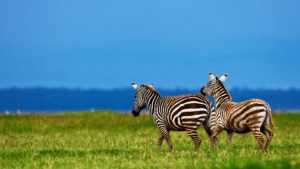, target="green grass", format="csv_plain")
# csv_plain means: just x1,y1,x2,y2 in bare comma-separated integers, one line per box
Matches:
0,111,299,169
